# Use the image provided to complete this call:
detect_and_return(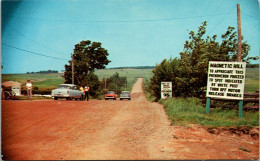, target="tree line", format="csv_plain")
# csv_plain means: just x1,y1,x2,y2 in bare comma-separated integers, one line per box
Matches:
27,70,58,74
